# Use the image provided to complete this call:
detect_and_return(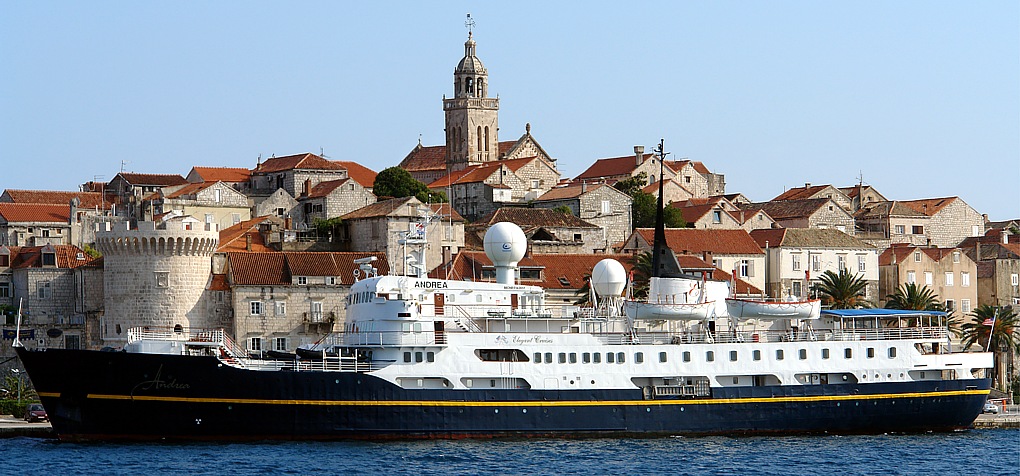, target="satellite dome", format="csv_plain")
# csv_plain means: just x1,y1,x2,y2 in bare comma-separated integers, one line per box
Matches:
591,259,627,297
483,222,527,266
